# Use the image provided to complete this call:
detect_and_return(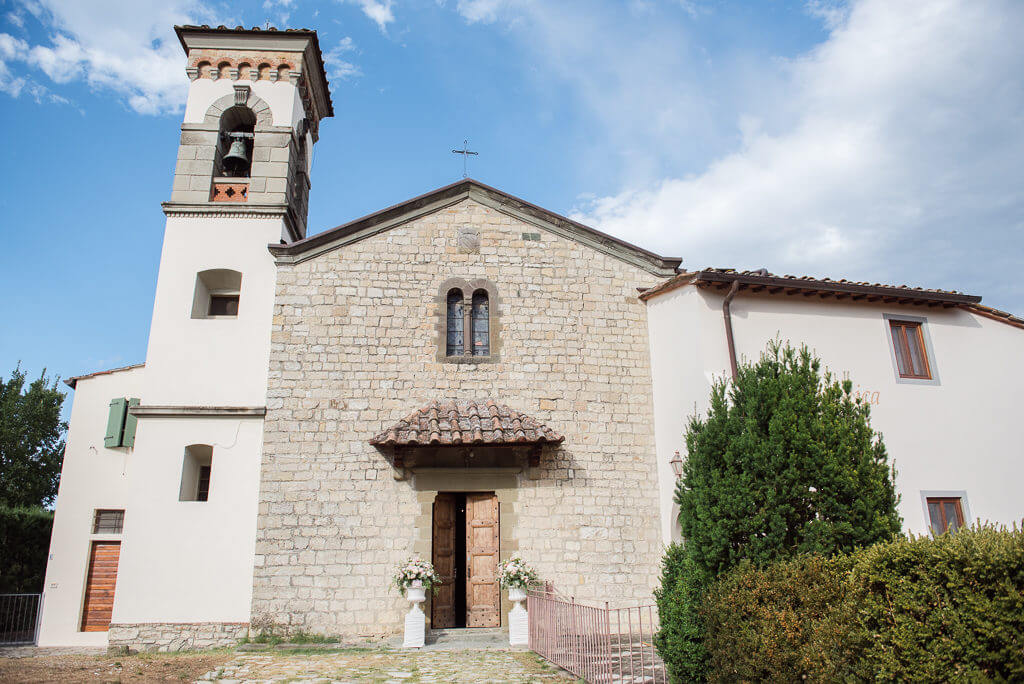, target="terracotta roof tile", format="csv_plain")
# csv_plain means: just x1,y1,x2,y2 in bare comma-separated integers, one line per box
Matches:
370,399,564,446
